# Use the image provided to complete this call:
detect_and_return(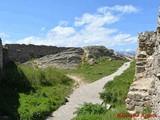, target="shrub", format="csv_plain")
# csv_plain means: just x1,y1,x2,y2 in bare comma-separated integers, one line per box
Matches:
74,103,108,116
